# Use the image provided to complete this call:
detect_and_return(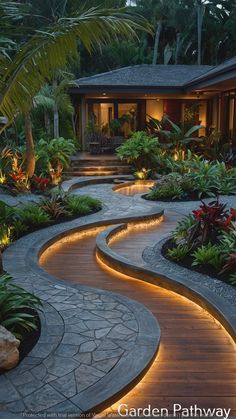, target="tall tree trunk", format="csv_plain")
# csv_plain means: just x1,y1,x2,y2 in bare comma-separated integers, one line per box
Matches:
53,79,59,138
152,21,162,65
175,32,182,64
44,111,51,134
53,104,59,138
197,1,205,65
25,113,35,178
